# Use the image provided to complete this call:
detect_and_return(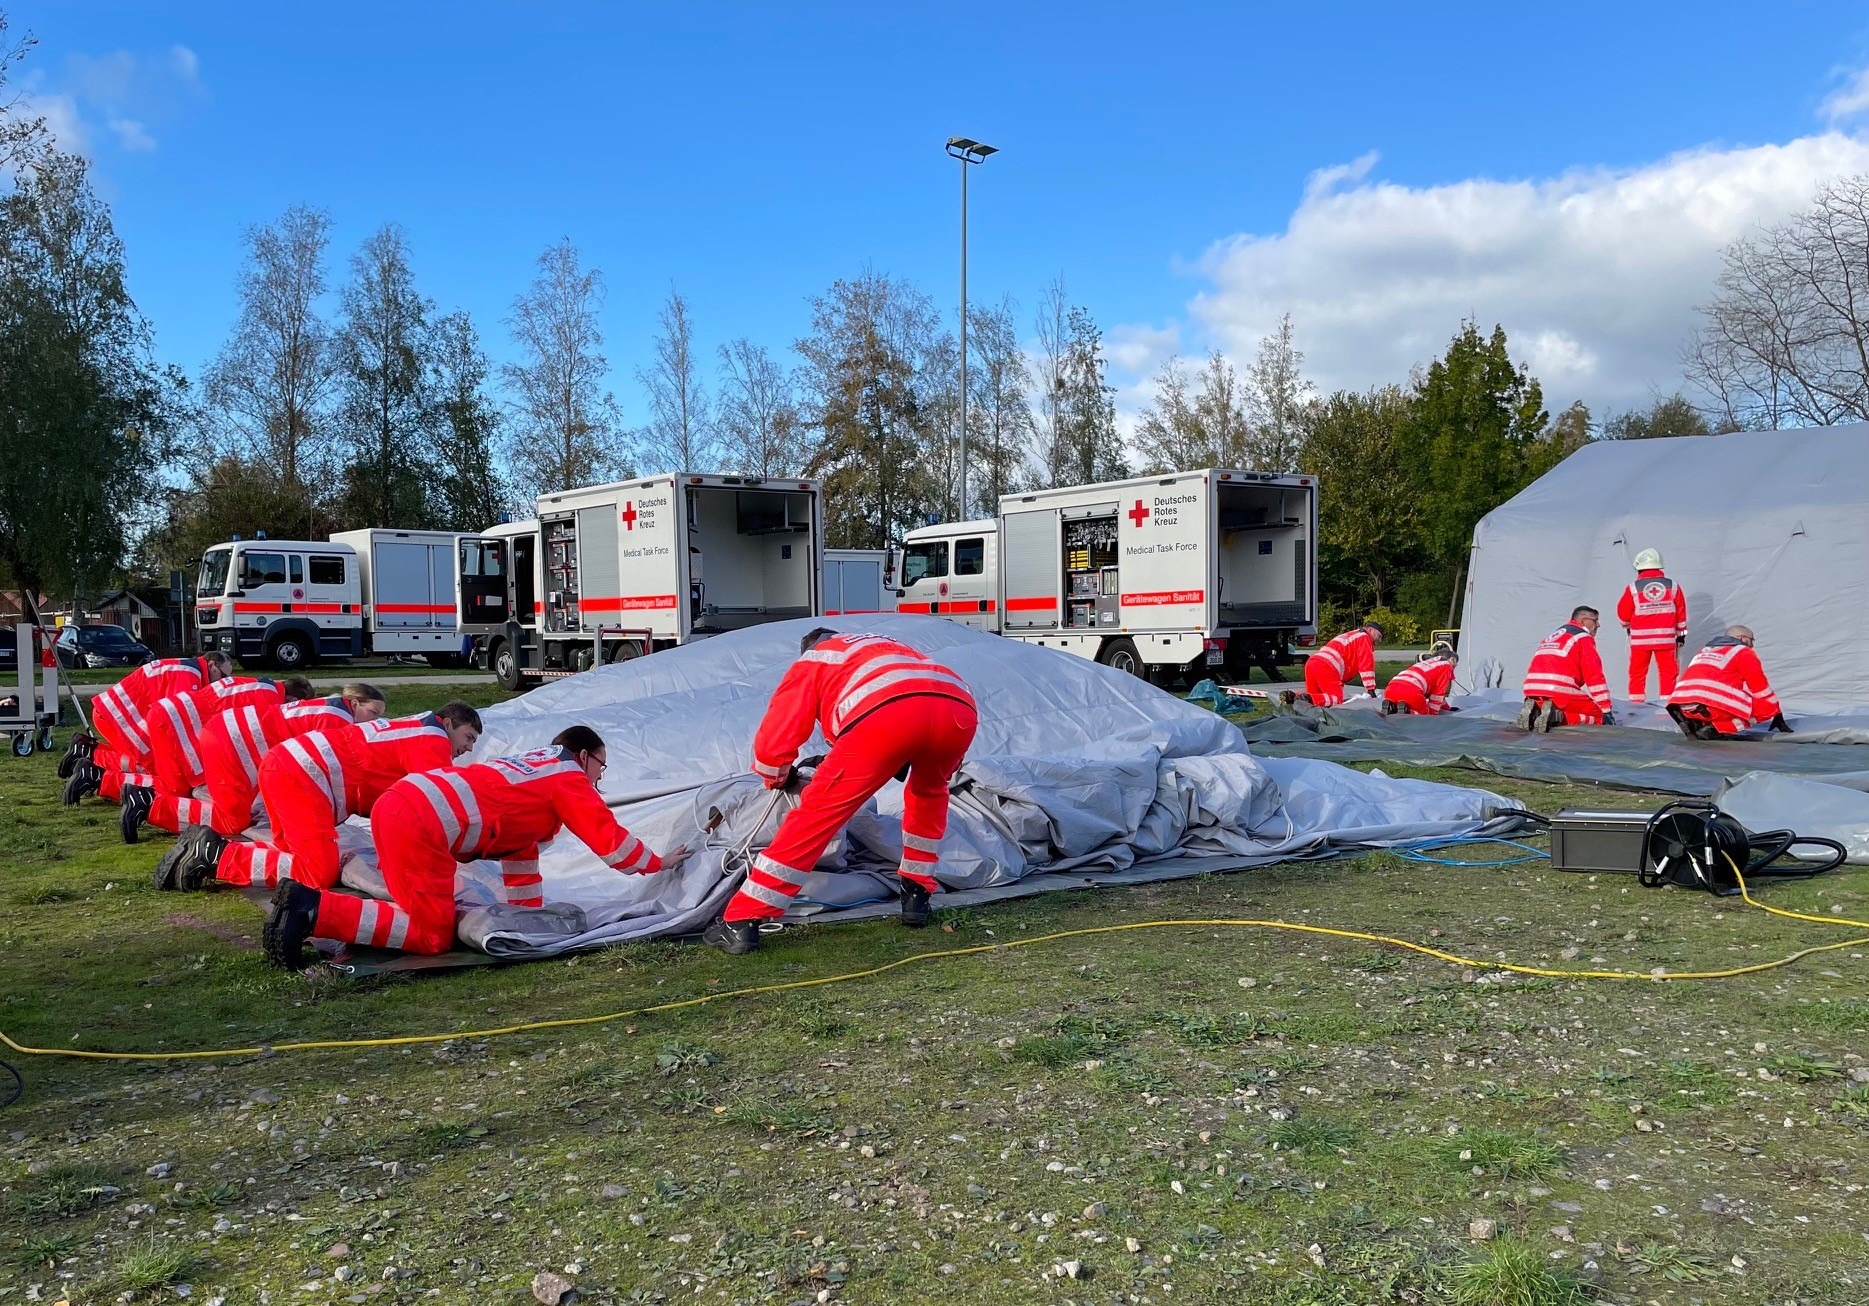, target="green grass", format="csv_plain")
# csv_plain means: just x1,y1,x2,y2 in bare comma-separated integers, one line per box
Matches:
2,700,1867,1304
